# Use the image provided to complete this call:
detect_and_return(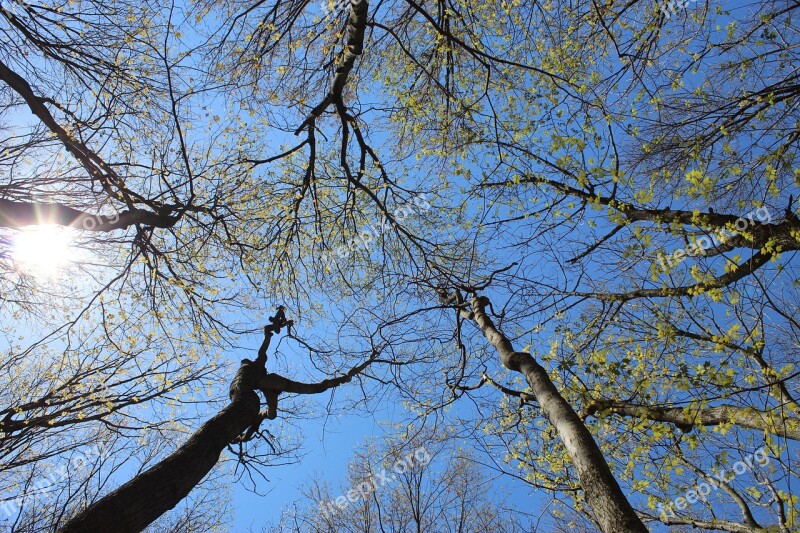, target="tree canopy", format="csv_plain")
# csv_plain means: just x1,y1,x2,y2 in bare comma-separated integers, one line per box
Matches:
1,0,798,531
